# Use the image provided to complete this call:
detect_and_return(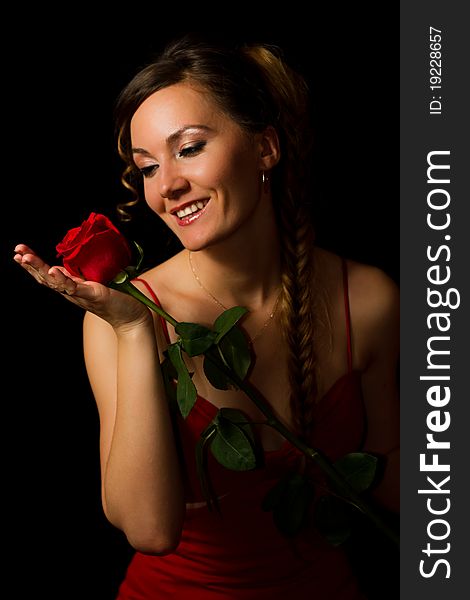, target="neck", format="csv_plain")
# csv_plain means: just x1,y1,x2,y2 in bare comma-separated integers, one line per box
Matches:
189,205,281,311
